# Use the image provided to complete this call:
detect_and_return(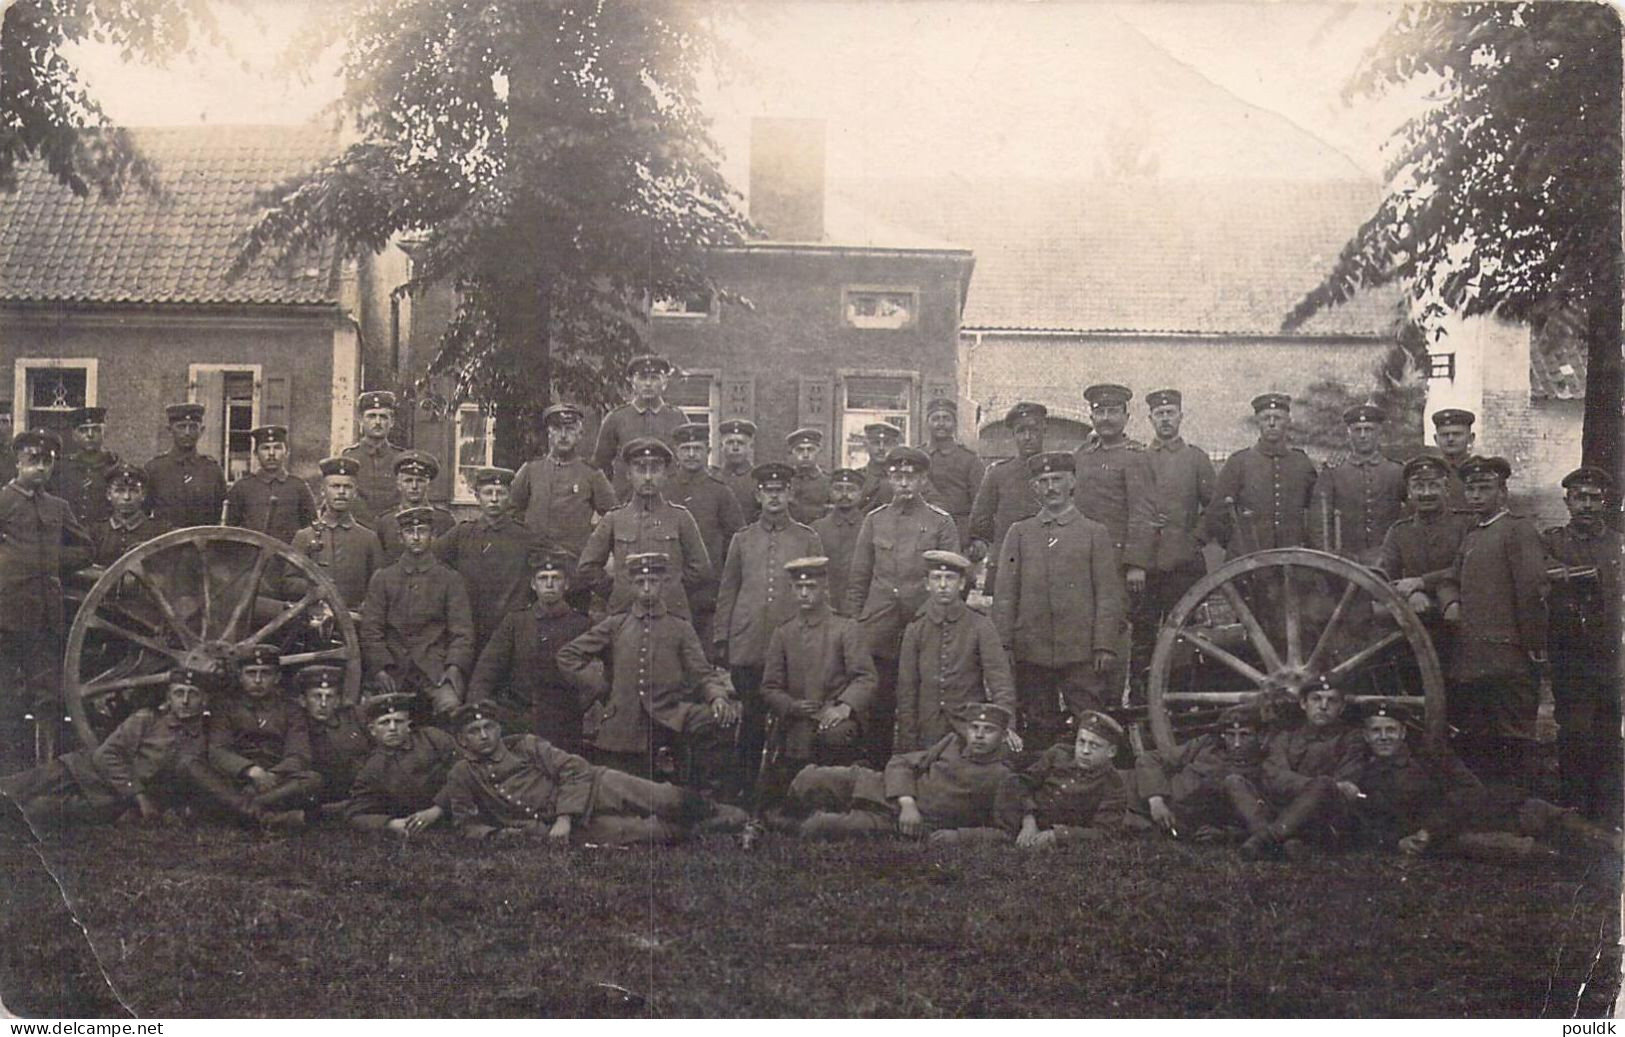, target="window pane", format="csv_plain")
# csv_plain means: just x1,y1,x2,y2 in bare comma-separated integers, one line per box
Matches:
844,376,910,411
454,406,492,501
845,290,915,329
666,374,713,409
28,368,86,410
